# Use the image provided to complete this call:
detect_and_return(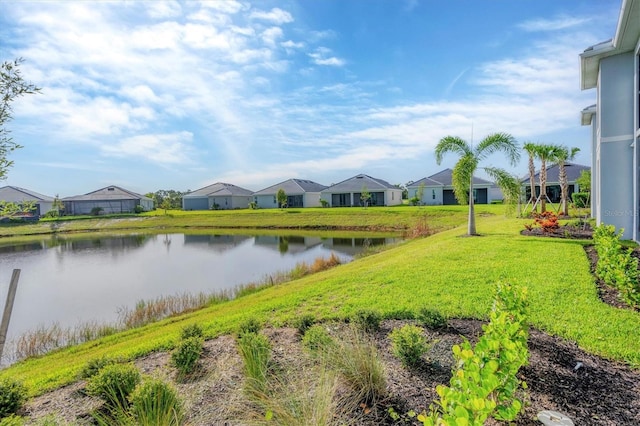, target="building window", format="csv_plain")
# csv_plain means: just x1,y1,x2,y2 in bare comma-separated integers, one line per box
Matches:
432,189,436,199
273,196,277,204
392,192,394,200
